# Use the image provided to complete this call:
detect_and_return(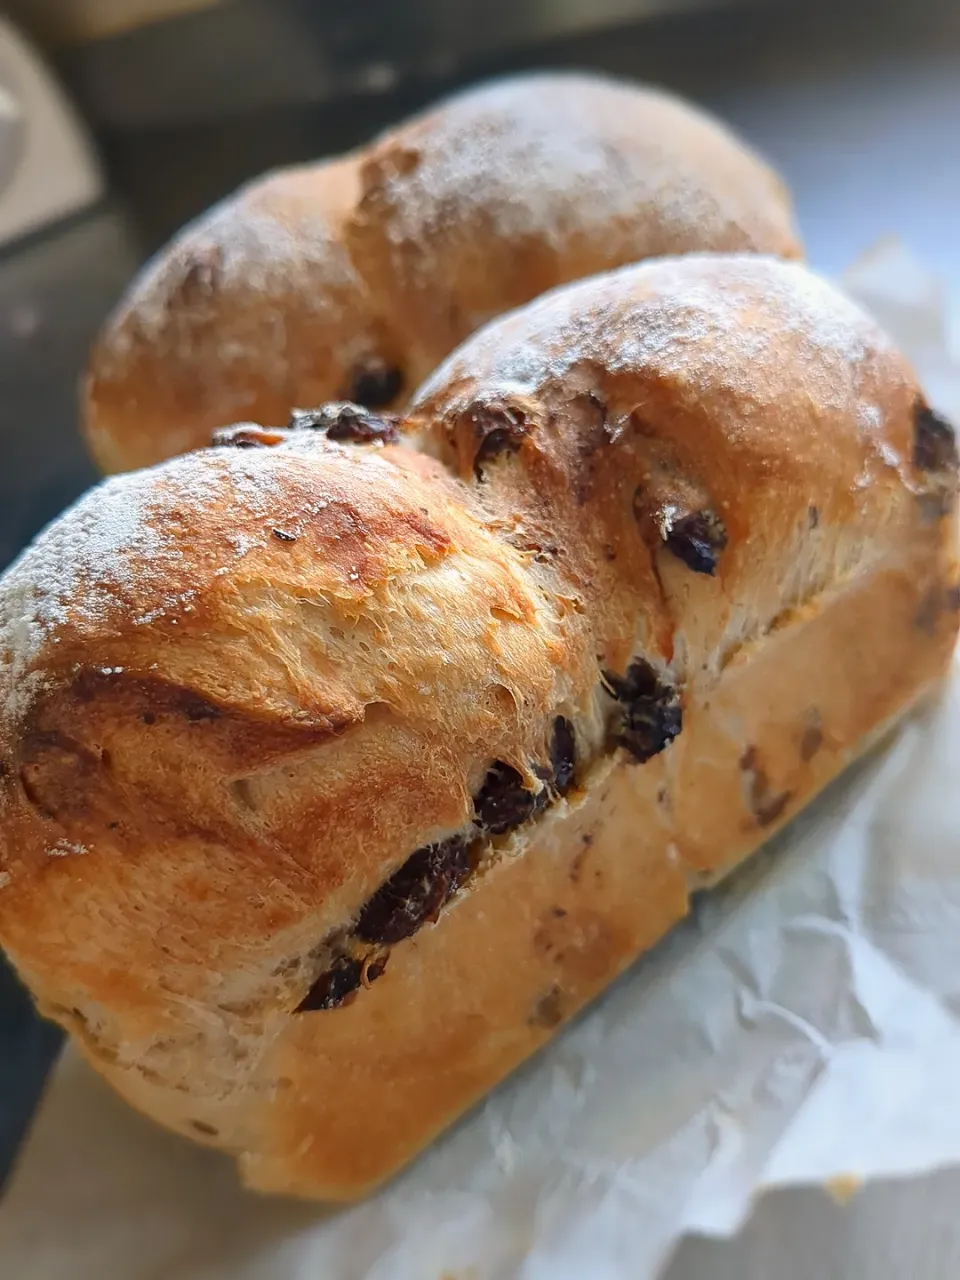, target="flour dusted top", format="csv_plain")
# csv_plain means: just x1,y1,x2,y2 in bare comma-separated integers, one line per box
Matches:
0,448,296,721
408,254,920,580
370,74,768,242
100,159,368,367
87,159,384,469
0,432,477,733
86,69,801,472
353,73,800,327
413,254,903,424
